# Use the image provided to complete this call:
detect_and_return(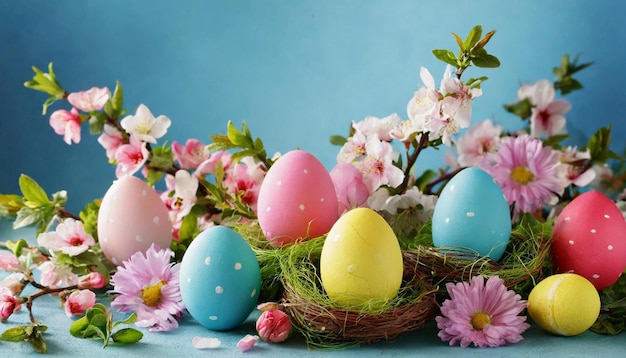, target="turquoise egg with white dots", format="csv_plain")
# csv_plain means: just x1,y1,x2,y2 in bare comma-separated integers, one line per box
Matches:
179,226,261,331
432,167,512,261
